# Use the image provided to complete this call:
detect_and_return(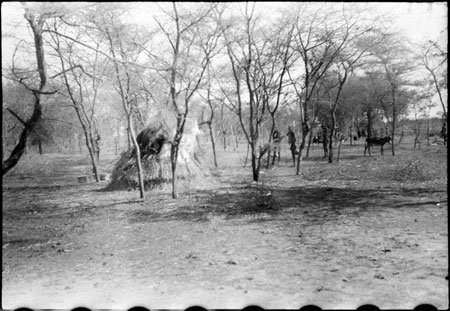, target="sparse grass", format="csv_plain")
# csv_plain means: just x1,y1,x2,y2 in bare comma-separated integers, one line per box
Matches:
2,135,447,309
